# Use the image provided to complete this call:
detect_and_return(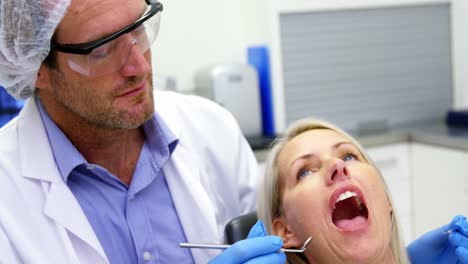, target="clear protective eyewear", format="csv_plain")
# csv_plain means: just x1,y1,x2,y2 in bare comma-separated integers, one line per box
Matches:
50,0,163,77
